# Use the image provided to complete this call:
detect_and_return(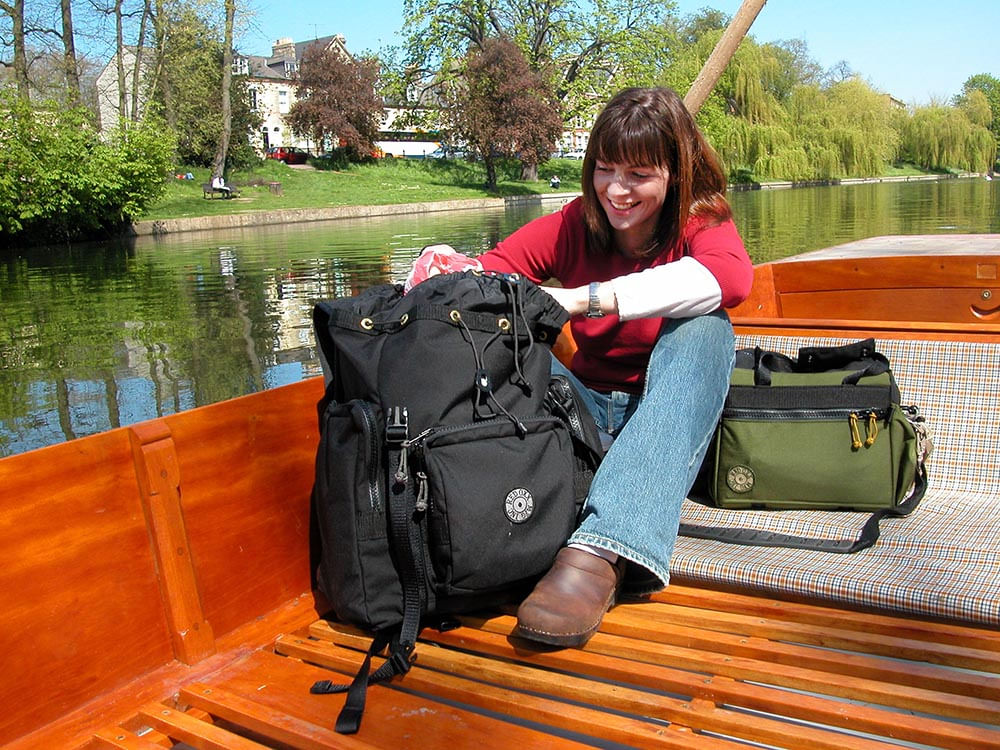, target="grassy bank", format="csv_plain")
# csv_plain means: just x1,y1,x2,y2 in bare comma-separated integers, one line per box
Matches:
142,157,947,222
143,157,585,221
